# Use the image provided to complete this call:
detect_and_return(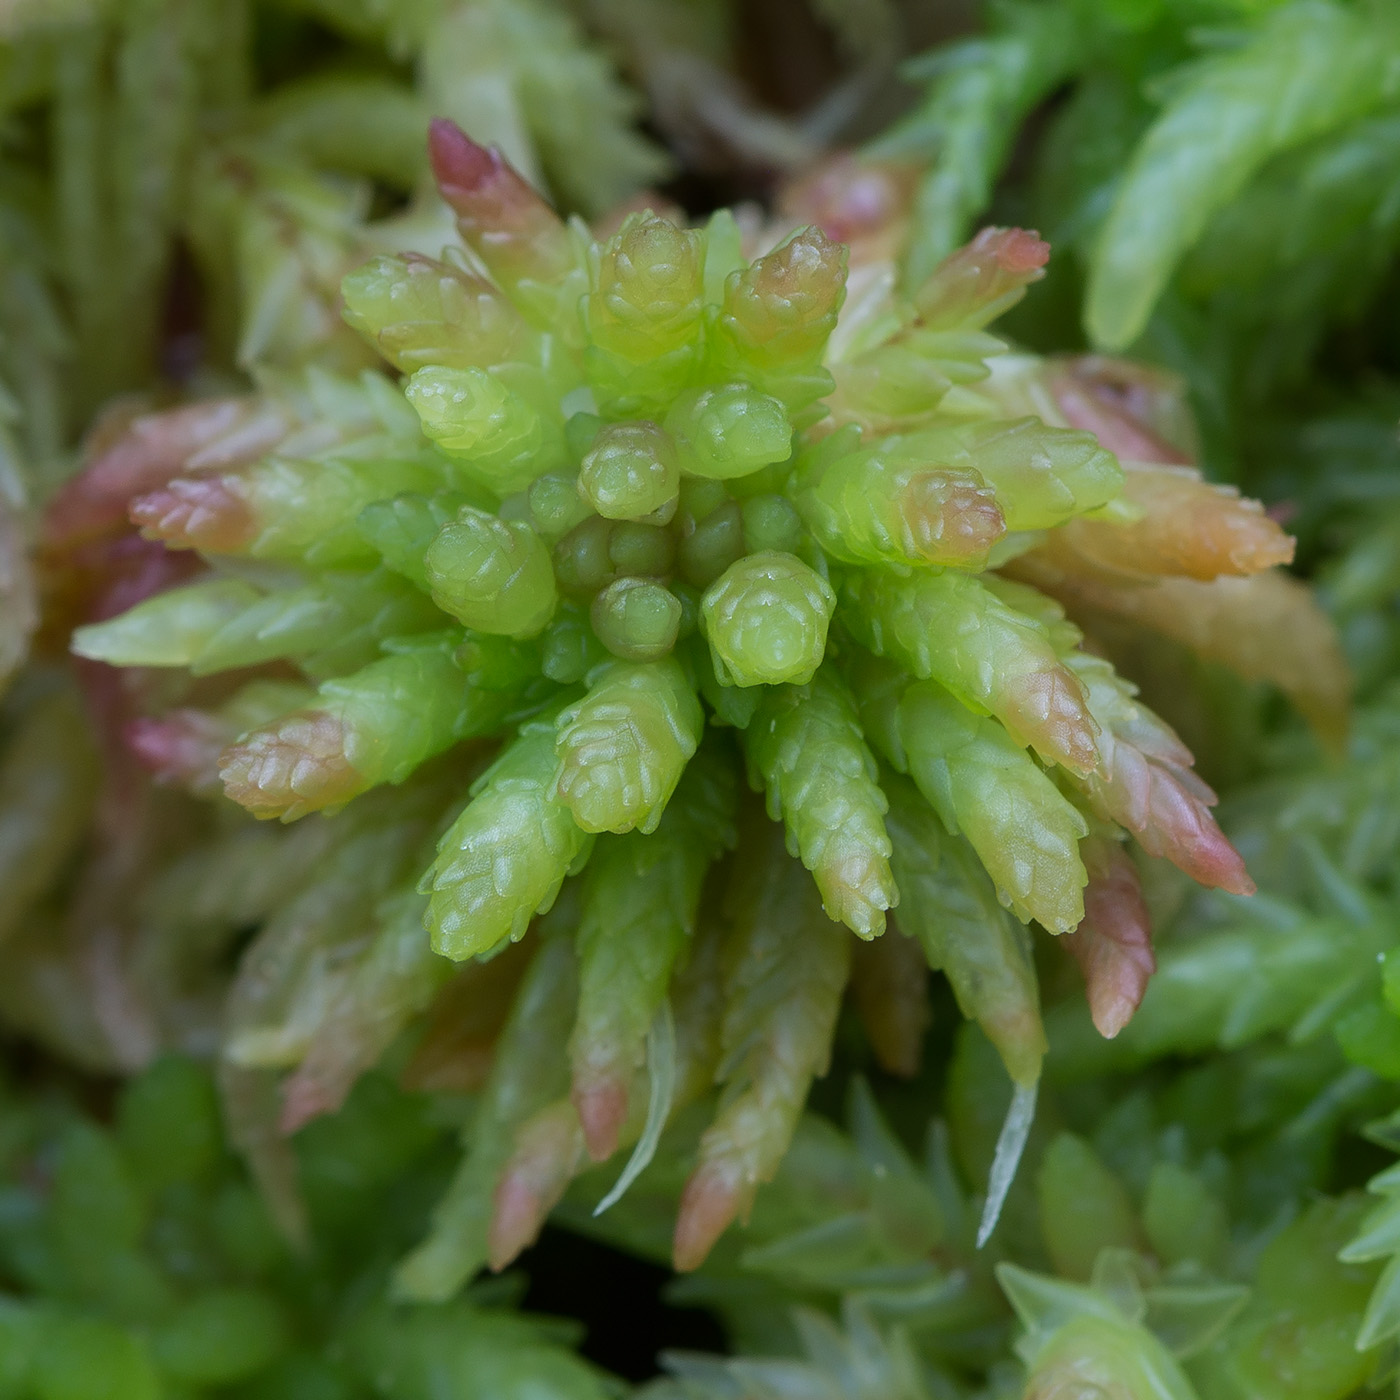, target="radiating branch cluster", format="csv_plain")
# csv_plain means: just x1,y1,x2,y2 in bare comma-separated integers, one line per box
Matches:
65,121,1330,1285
